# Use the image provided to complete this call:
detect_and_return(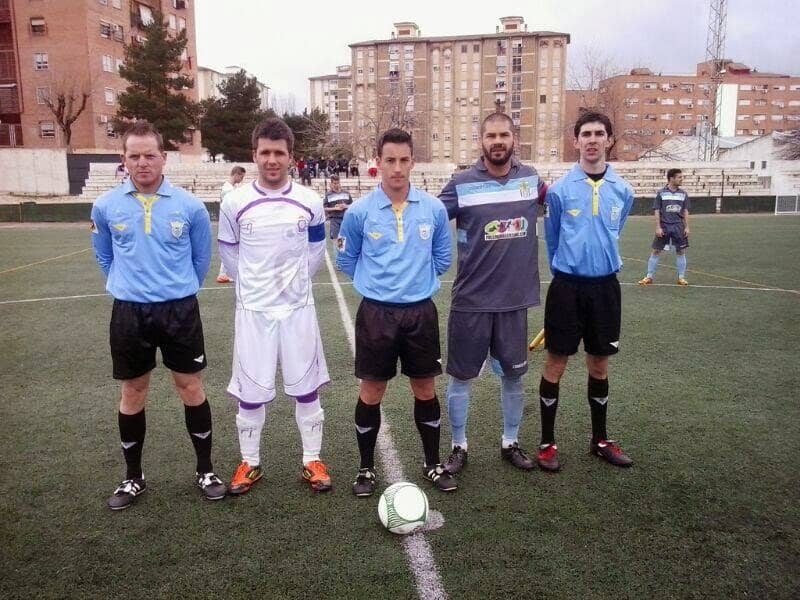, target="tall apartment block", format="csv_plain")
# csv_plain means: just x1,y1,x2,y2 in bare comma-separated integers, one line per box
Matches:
0,0,200,152
566,59,800,161
308,64,352,148
311,17,569,164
